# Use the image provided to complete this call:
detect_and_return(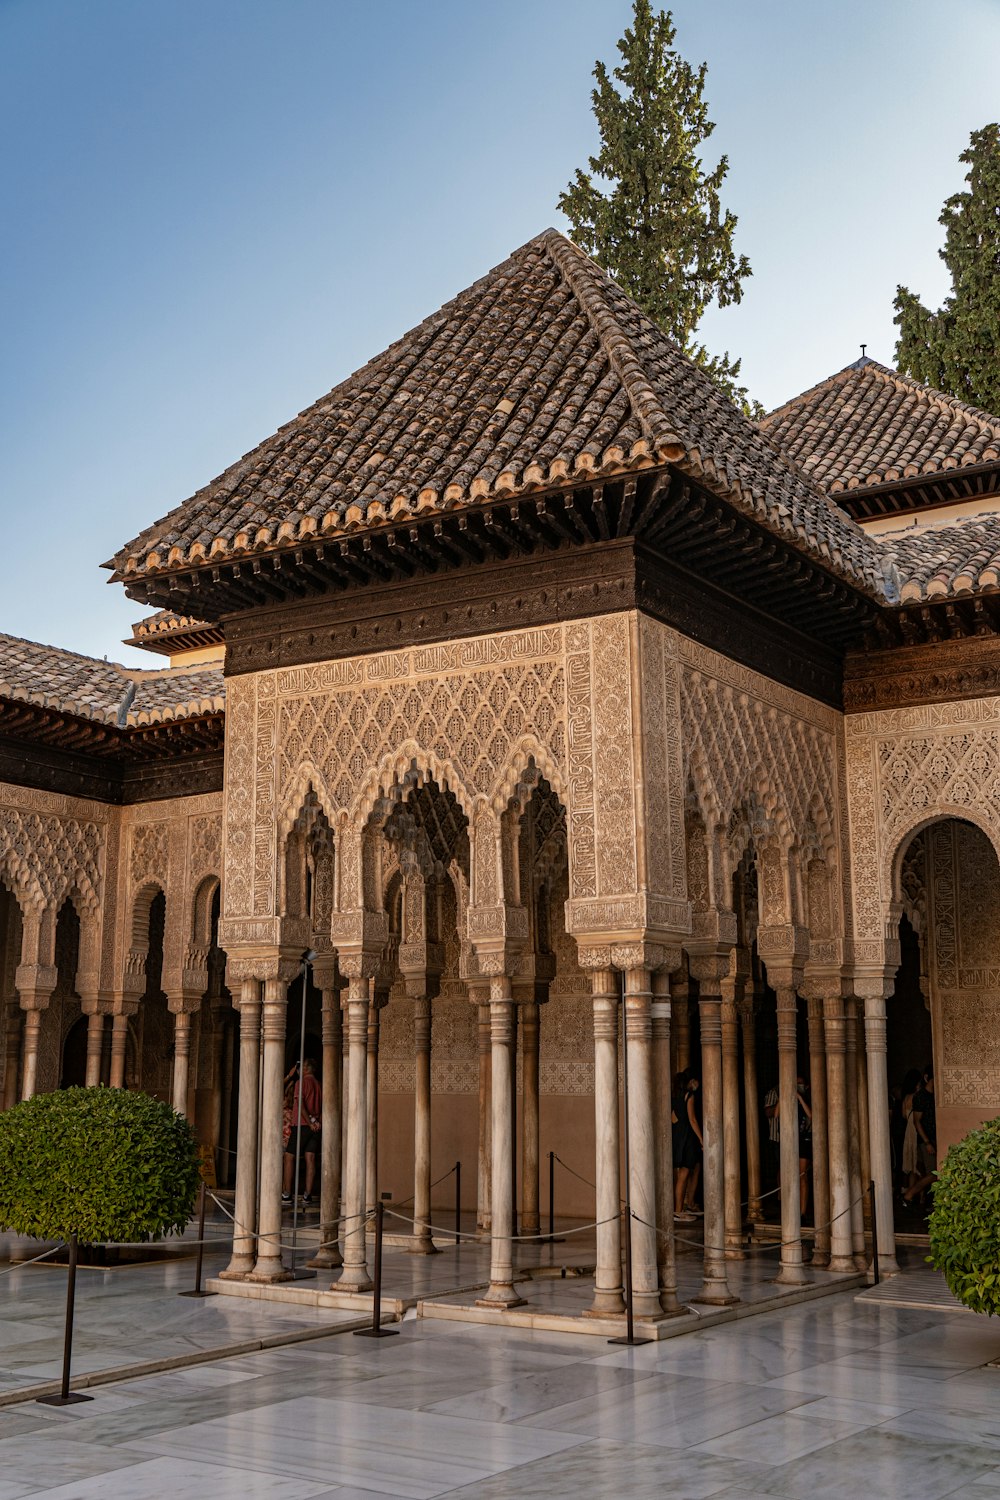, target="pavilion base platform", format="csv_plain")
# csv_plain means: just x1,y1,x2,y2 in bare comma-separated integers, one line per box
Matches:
207,1217,863,1338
